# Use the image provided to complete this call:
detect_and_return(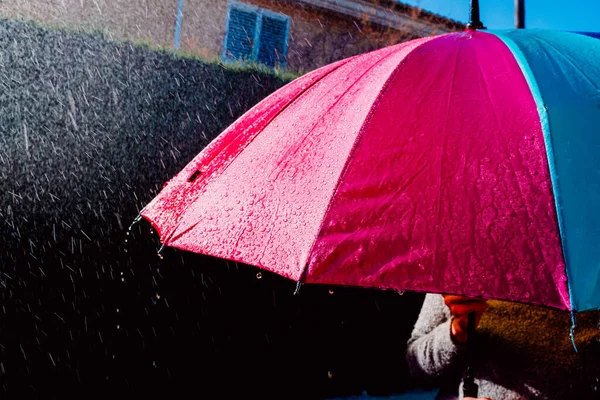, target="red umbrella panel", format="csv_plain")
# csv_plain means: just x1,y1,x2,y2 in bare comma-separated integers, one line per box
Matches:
140,30,600,313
